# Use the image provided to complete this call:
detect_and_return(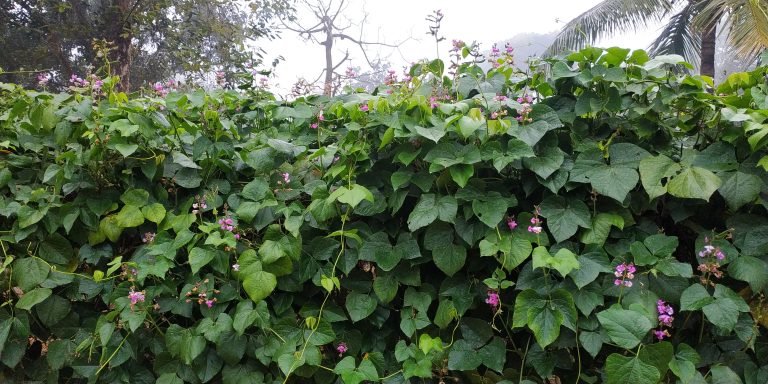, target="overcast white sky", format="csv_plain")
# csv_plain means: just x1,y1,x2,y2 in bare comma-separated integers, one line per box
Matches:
260,0,663,95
